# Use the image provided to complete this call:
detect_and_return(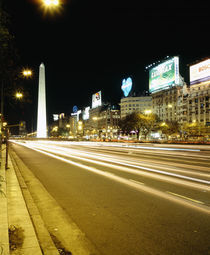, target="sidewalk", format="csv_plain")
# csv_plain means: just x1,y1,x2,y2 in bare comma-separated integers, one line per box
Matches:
0,145,42,255
1,143,101,255
0,146,9,255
